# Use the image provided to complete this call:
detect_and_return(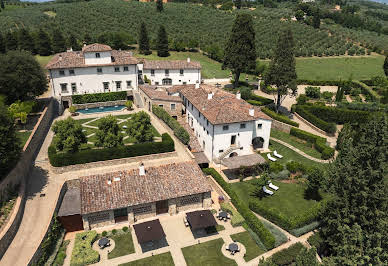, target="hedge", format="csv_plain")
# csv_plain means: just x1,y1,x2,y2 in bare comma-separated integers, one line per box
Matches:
72,91,127,104
294,105,336,134
152,105,190,145
352,81,381,102
249,200,322,231
270,242,304,265
220,202,245,227
70,231,99,266
290,221,320,237
296,79,343,86
49,133,174,167
203,168,275,249
290,128,334,159
249,94,274,105
247,100,265,106
261,107,299,127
